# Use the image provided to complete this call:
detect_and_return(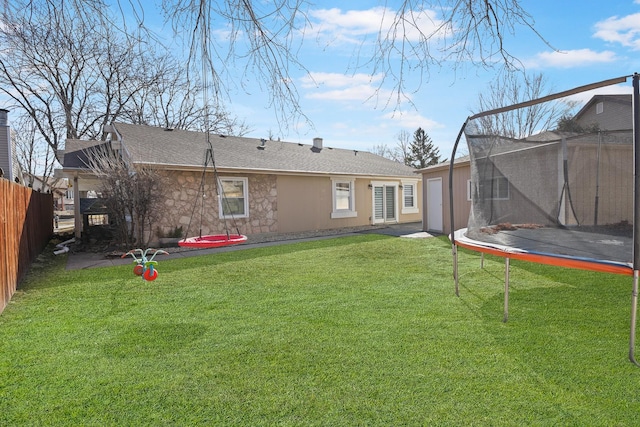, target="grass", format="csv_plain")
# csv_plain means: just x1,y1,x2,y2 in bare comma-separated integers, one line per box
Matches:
1,234,639,425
